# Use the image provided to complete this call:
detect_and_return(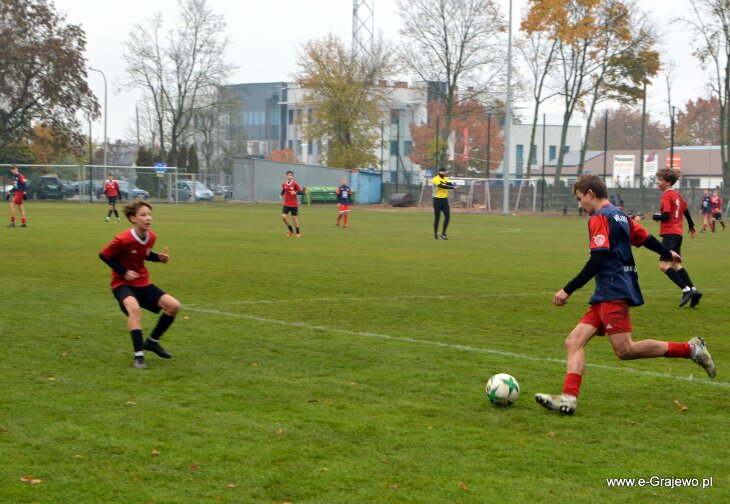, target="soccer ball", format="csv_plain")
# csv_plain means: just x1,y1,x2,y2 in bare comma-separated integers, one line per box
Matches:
485,373,520,407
